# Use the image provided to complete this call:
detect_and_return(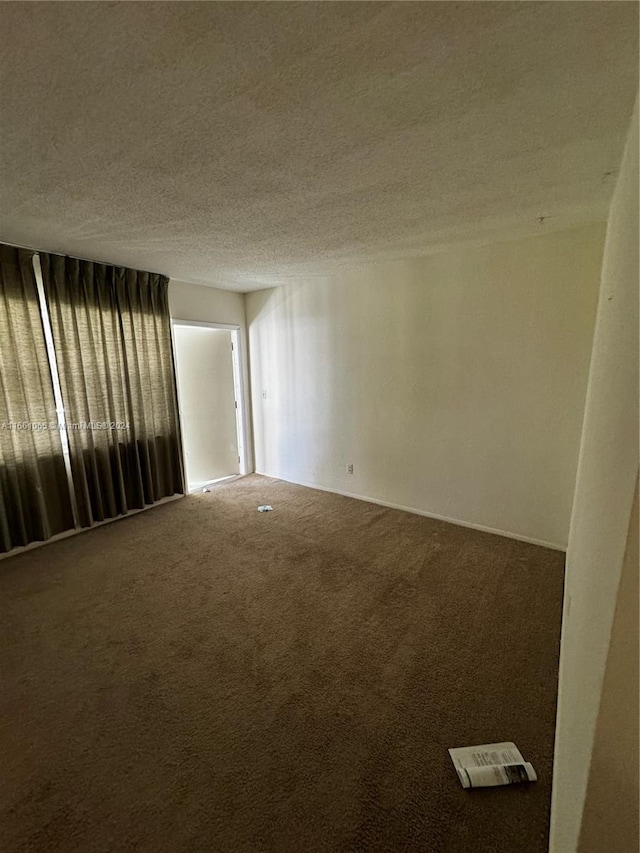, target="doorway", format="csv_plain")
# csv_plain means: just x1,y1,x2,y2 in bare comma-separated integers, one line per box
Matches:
172,322,246,492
